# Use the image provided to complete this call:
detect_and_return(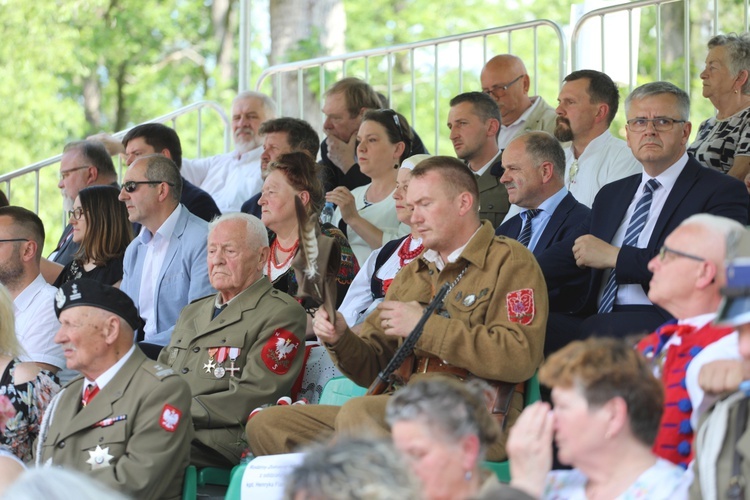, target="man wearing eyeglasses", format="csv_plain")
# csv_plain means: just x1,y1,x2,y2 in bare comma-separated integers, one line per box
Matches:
119,154,214,354
0,206,64,377
554,70,641,208
634,214,743,467
480,54,558,151
539,81,748,341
